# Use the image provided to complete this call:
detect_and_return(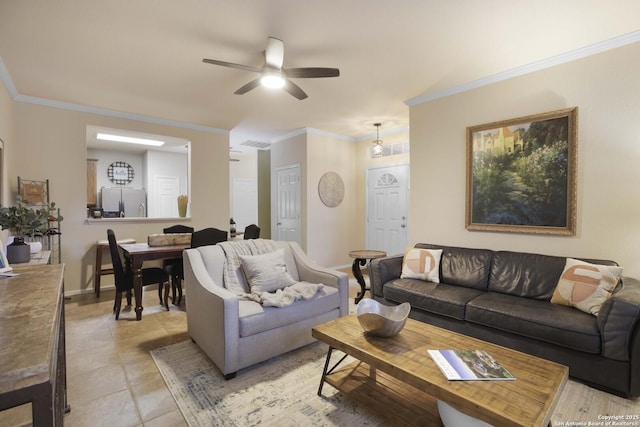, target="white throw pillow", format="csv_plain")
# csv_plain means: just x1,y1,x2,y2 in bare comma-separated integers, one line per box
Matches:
400,247,442,283
239,249,297,294
551,258,623,316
